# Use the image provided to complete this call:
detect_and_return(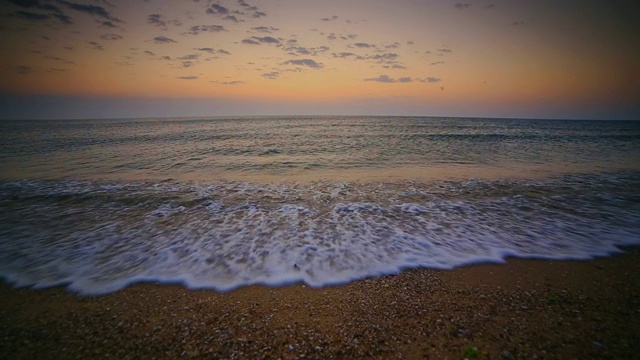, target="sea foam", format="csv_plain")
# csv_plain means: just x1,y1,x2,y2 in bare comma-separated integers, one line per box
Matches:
0,173,639,295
